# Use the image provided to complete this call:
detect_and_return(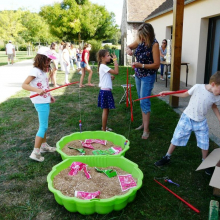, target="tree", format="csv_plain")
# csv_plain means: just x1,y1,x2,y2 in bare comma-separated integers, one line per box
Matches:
0,10,25,43
103,29,121,45
20,10,58,44
40,0,118,41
